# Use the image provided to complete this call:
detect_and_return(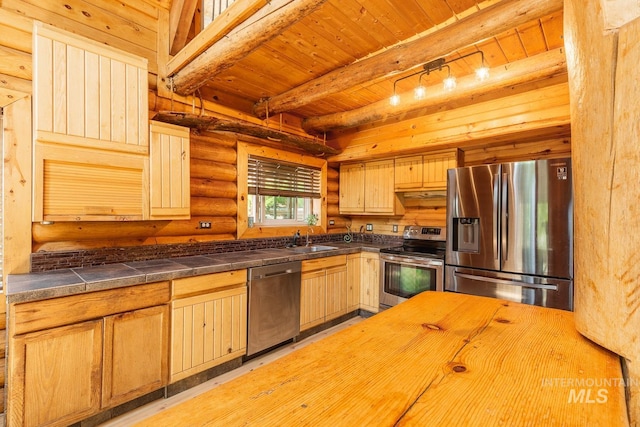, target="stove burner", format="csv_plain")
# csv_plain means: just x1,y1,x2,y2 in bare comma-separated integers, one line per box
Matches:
380,225,446,259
